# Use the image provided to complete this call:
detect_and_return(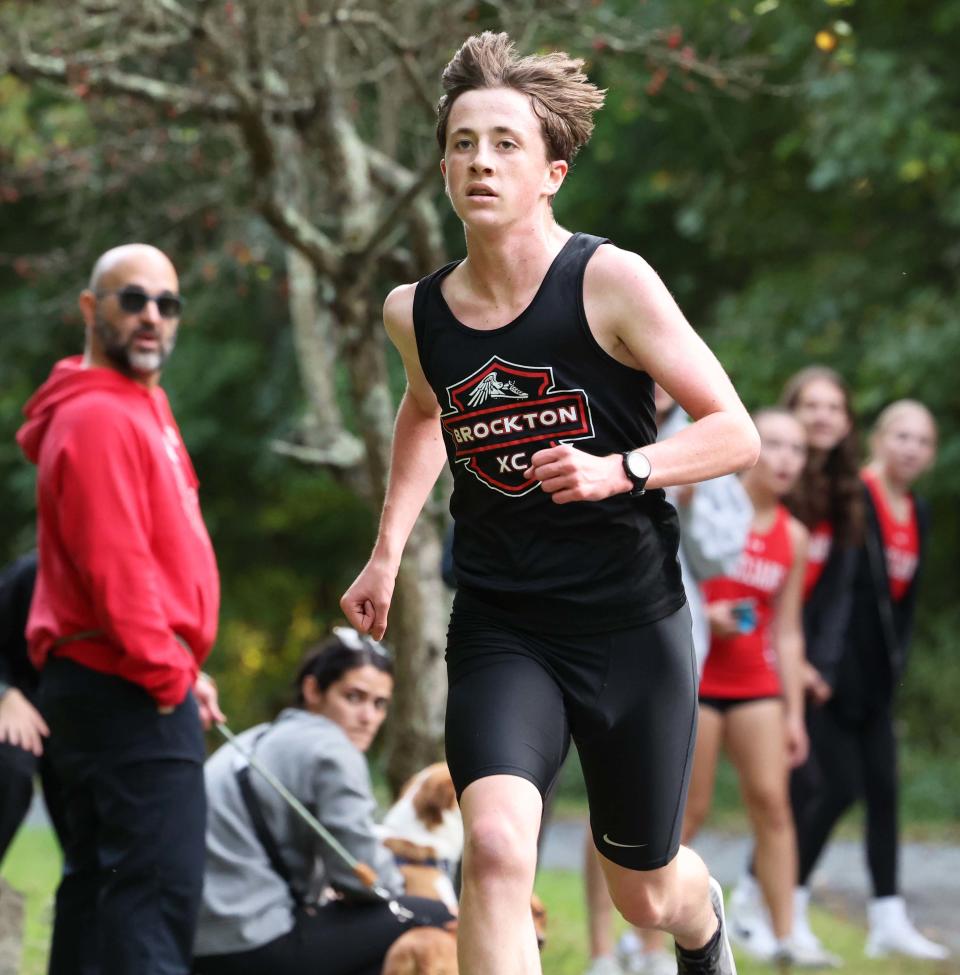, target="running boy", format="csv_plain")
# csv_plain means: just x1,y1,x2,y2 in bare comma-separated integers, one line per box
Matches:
342,32,760,975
